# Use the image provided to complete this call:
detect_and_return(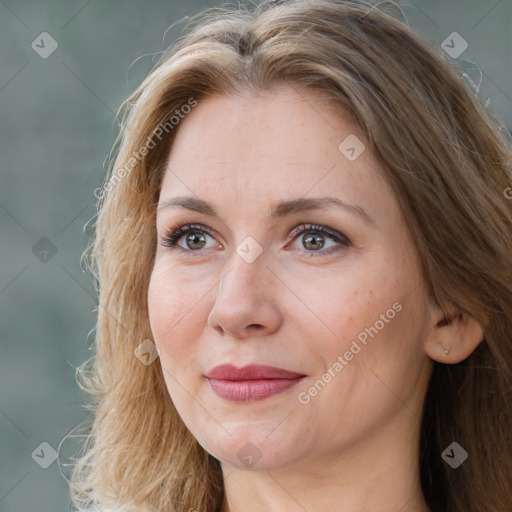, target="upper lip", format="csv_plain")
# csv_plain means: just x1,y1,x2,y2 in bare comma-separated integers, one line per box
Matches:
205,364,305,380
